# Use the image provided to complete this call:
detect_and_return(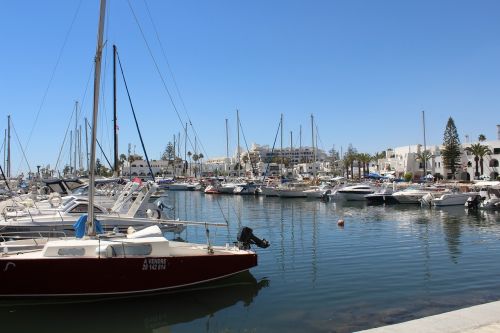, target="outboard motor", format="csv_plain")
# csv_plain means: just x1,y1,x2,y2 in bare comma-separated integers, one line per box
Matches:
237,227,270,250
465,194,481,210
